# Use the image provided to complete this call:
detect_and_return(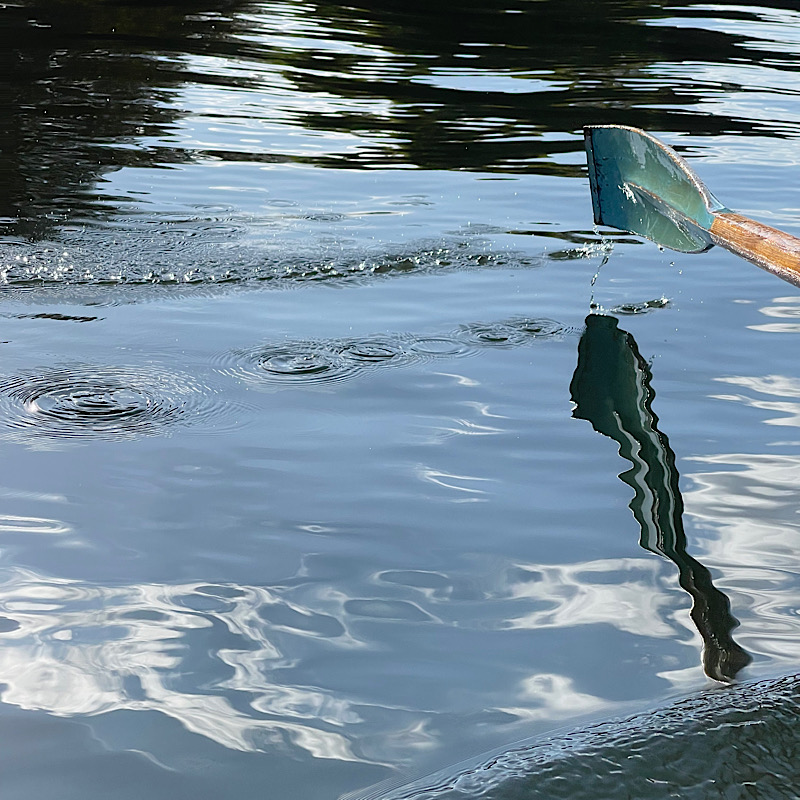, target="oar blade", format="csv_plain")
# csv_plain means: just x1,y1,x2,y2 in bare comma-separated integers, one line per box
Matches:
584,125,725,253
